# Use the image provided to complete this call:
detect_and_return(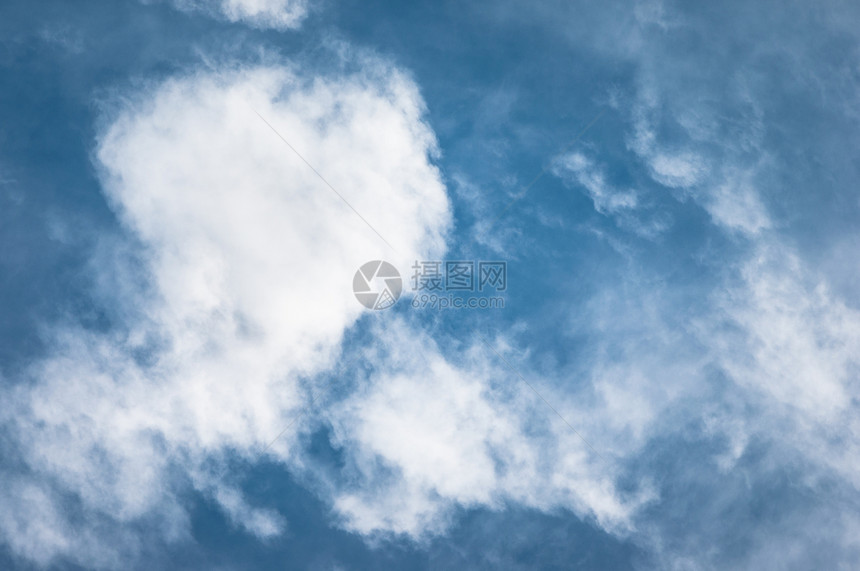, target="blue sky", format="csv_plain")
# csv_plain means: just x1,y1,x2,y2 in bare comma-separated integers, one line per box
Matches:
2,0,860,569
